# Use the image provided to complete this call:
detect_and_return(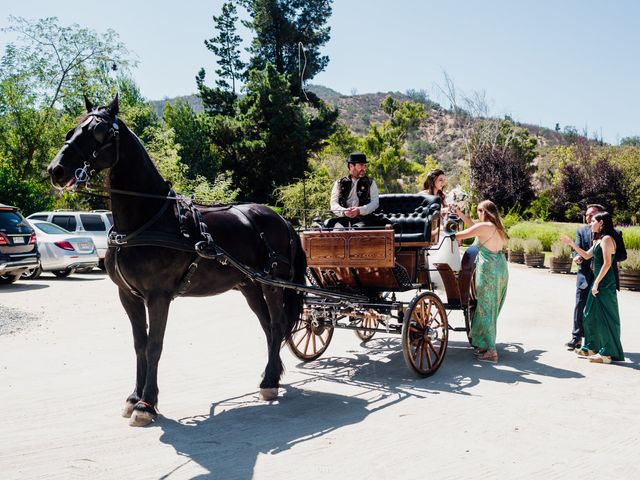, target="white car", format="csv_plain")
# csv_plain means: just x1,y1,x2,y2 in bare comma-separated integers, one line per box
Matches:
27,210,112,269
22,220,99,279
